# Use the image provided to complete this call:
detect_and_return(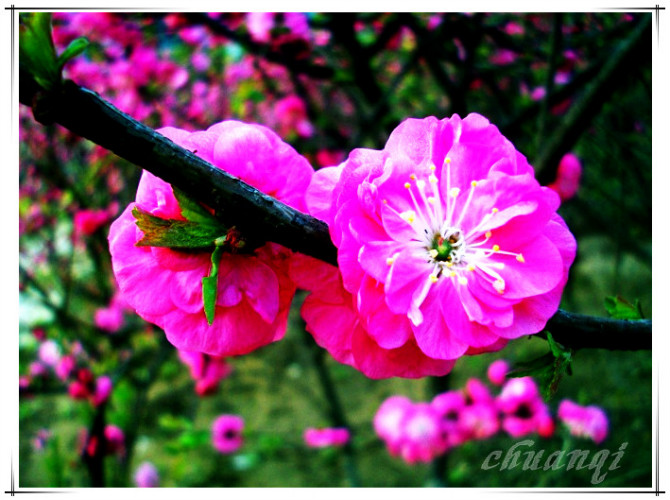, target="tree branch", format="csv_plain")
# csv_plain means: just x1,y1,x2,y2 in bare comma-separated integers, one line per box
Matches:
533,15,651,184
20,73,338,266
19,72,650,352
545,310,651,351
